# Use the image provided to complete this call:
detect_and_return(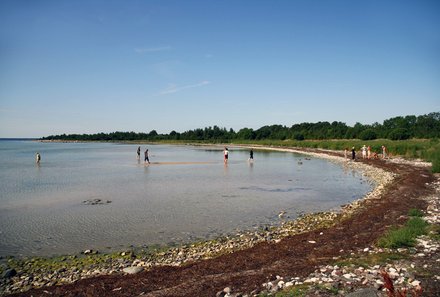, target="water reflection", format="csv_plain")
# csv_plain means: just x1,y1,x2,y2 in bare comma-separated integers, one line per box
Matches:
223,162,229,175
